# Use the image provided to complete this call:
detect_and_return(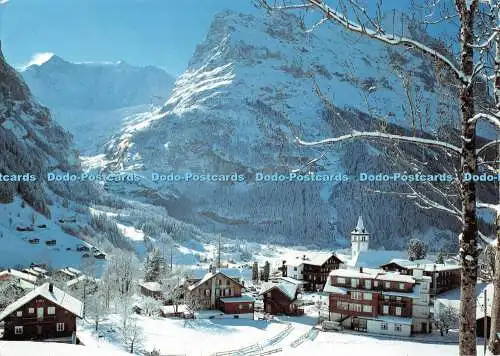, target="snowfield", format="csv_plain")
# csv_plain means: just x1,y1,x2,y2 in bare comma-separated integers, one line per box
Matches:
0,341,129,356
72,306,479,356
